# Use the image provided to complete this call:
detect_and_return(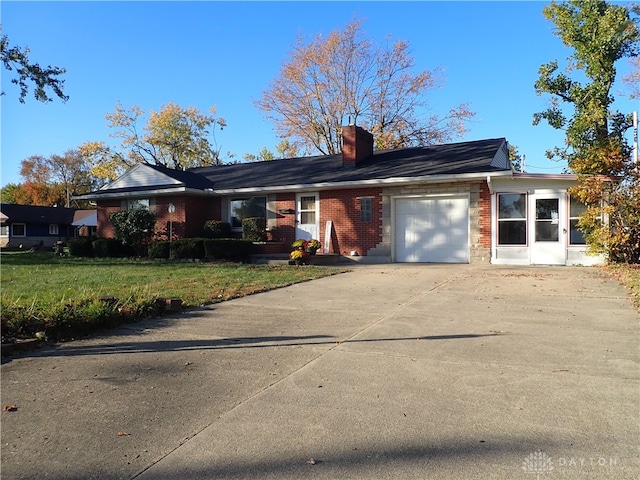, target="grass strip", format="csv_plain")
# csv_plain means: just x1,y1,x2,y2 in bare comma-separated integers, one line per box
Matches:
1,252,347,341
